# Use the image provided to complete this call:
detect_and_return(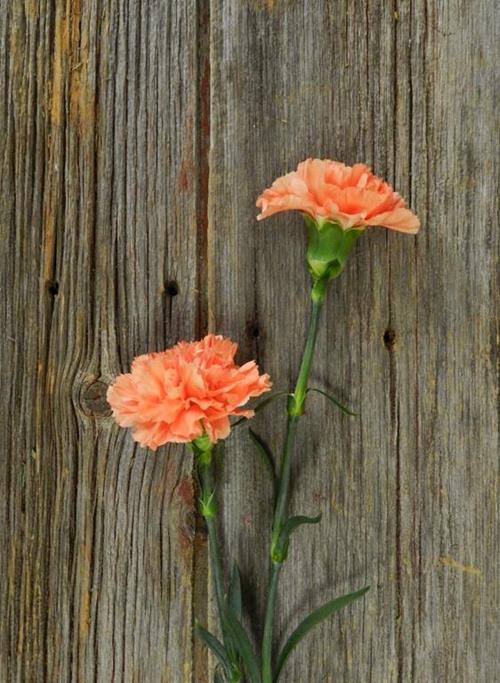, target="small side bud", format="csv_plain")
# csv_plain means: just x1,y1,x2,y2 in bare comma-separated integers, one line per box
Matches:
199,490,217,518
